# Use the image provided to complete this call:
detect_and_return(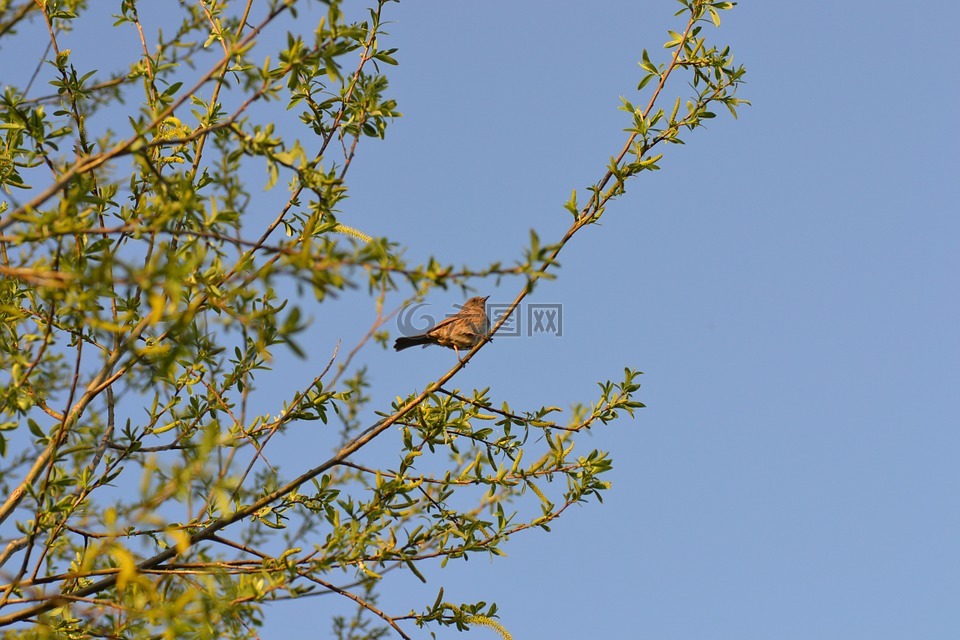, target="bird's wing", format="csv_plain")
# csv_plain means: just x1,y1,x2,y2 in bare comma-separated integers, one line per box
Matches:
426,314,460,333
